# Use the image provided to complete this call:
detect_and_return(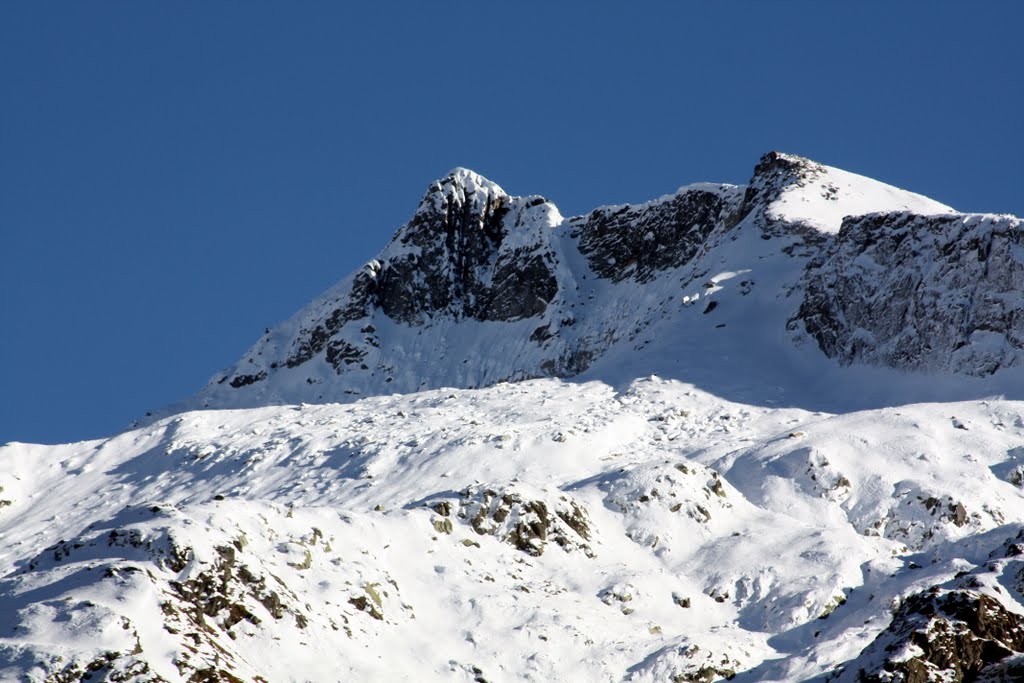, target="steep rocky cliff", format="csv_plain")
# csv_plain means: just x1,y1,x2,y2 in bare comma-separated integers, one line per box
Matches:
798,211,1024,376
